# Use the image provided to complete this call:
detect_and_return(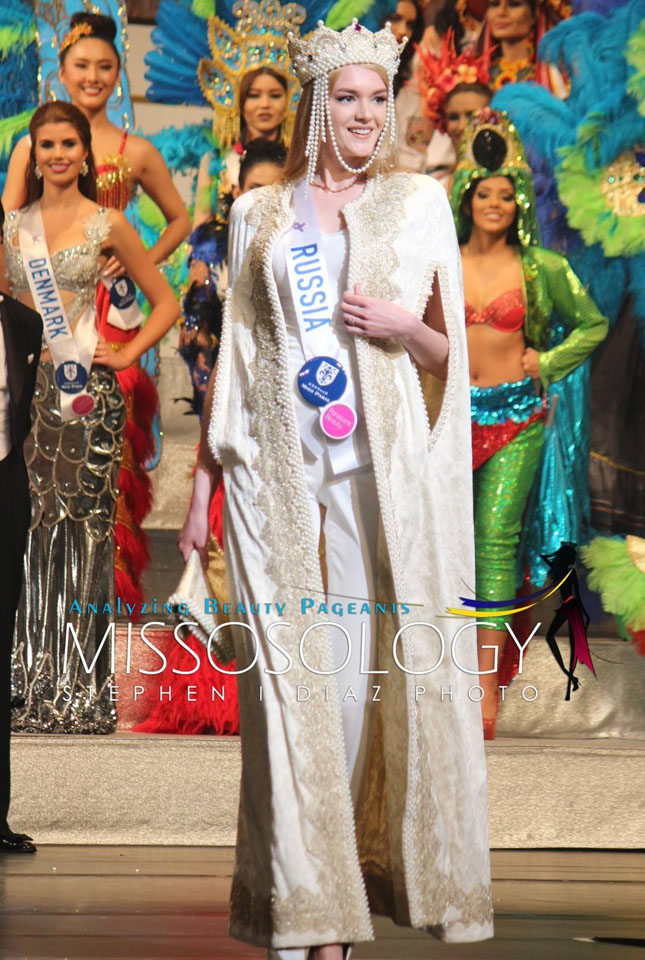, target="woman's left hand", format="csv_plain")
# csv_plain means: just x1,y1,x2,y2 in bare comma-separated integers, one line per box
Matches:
342,283,421,340
92,335,134,371
521,347,541,379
